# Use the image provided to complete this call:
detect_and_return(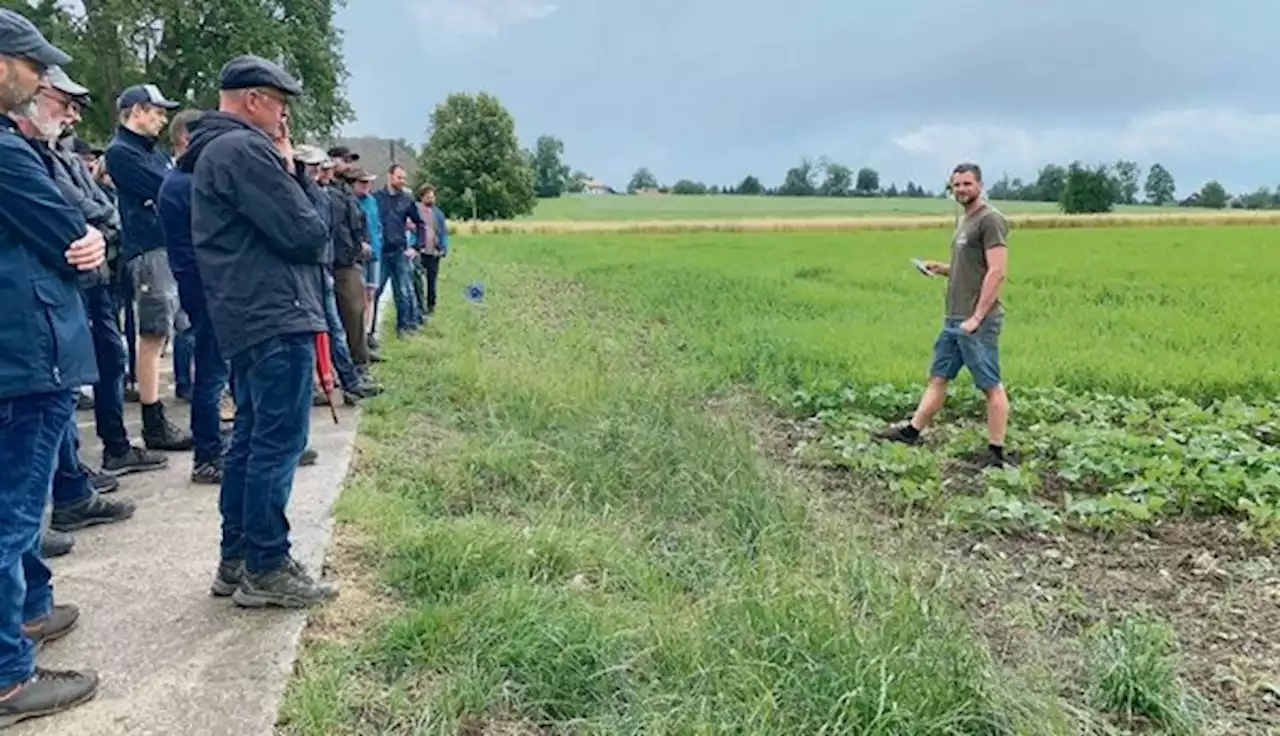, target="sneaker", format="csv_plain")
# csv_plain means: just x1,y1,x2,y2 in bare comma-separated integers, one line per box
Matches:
22,604,80,652
977,449,1018,470
299,447,318,467
102,446,168,476
191,461,222,485
87,467,119,494
75,393,94,411
210,559,244,597
342,391,361,407
50,494,136,533
124,384,140,403
0,668,99,727
873,423,924,446
141,402,194,451
40,530,74,559
231,558,337,609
